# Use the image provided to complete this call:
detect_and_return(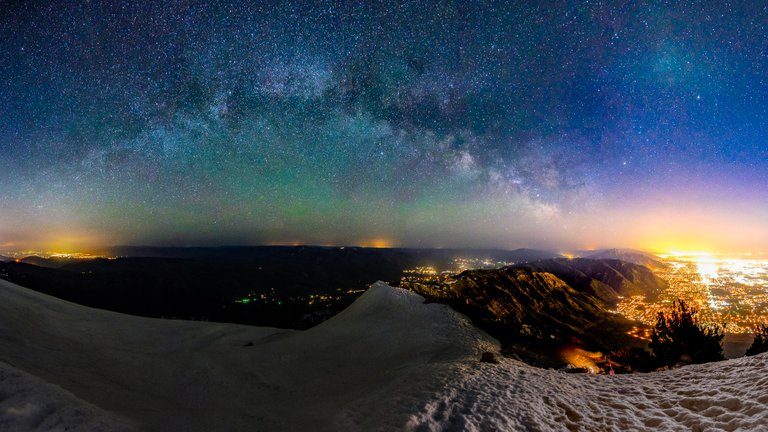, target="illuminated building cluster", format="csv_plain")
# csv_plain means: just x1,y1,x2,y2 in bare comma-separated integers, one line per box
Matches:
402,258,517,280
616,256,768,334
452,258,517,271
233,287,366,307
235,288,280,305
0,251,117,260
624,326,653,341
400,258,517,287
